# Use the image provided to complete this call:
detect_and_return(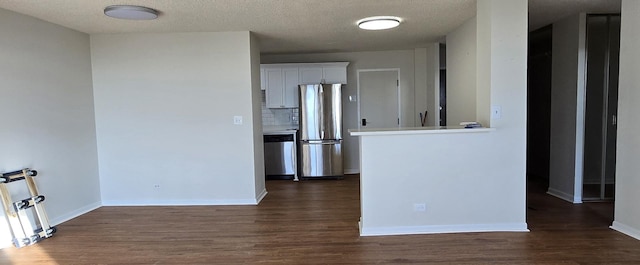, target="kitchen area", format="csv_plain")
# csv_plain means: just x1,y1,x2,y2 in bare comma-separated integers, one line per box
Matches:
260,62,349,181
